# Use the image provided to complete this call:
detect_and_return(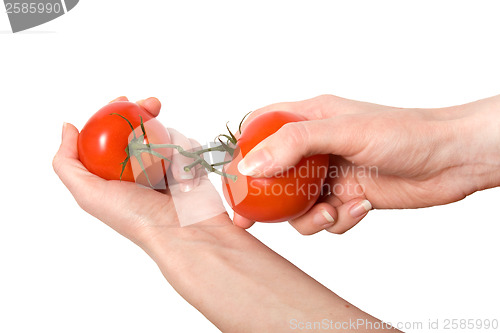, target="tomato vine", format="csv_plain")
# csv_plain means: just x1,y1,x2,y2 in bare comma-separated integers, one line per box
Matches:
111,113,241,186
